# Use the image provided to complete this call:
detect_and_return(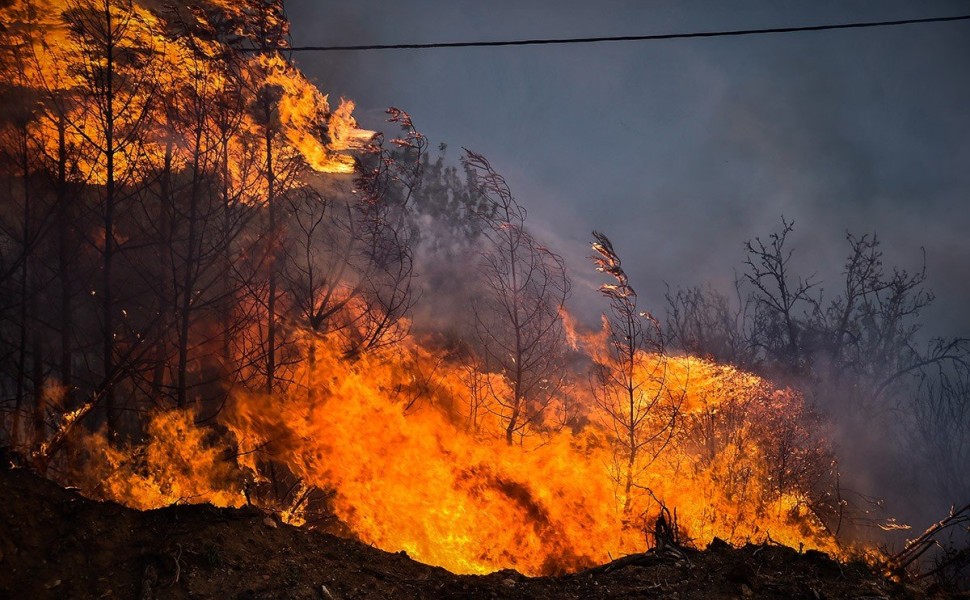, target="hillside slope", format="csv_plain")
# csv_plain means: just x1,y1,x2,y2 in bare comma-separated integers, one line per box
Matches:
0,465,945,599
